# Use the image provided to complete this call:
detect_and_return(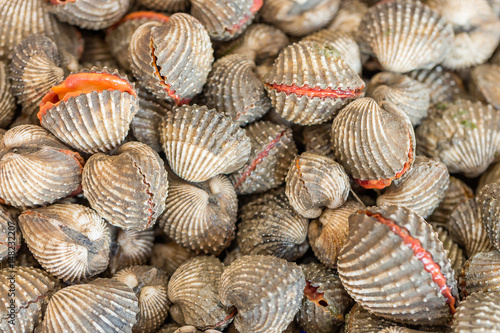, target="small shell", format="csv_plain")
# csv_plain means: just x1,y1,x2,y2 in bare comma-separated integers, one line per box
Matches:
83,141,169,231
470,63,500,110
478,162,500,190
452,291,500,331
0,61,15,127
478,183,500,251
238,189,309,261
109,227,155,274
308,200,364,268
0,125,84,208
376,156,450,219
158,174,237,254
135,0,189,12
285,152,350,219
416,98,500,177
435,227,466,279
79,32,118,70
264,41,365,125
159,104,250,182
39,278,139,333
168,256,233,330
302,122,334,158
358,0,454,73
18,204,110,282
460,251,500,296
219,255,305,333
150,241,195,276
229,120,297,195
344,304,397,333
0,267,59,333
0,206,21,261
328,0,368,33
331,97,416,190
114,266,170,333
